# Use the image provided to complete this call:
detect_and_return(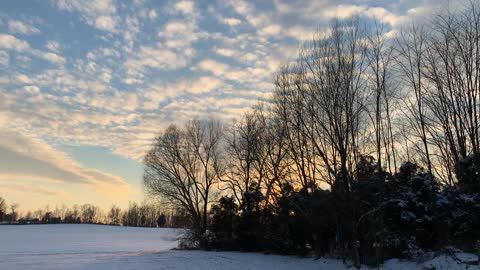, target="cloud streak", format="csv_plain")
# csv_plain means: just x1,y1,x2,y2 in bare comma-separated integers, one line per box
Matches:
0,130,130,189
